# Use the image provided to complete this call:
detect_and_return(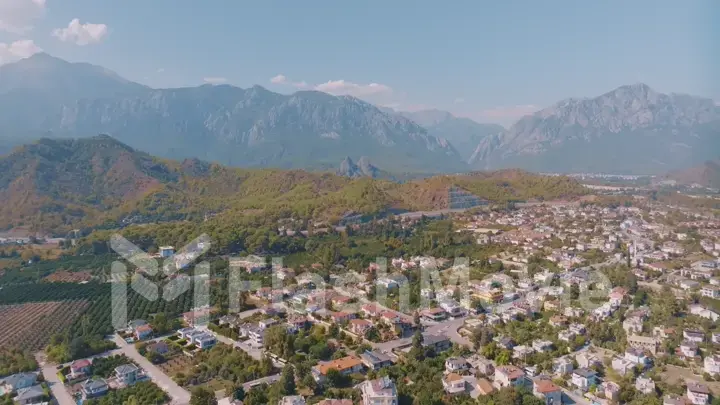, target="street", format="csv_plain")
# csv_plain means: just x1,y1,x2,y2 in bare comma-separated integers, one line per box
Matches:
35,353,75,405
112,334,191,405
